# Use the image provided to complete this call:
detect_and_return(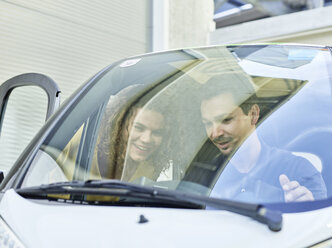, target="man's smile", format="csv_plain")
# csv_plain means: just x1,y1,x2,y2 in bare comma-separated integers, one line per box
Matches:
212,136,235,153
